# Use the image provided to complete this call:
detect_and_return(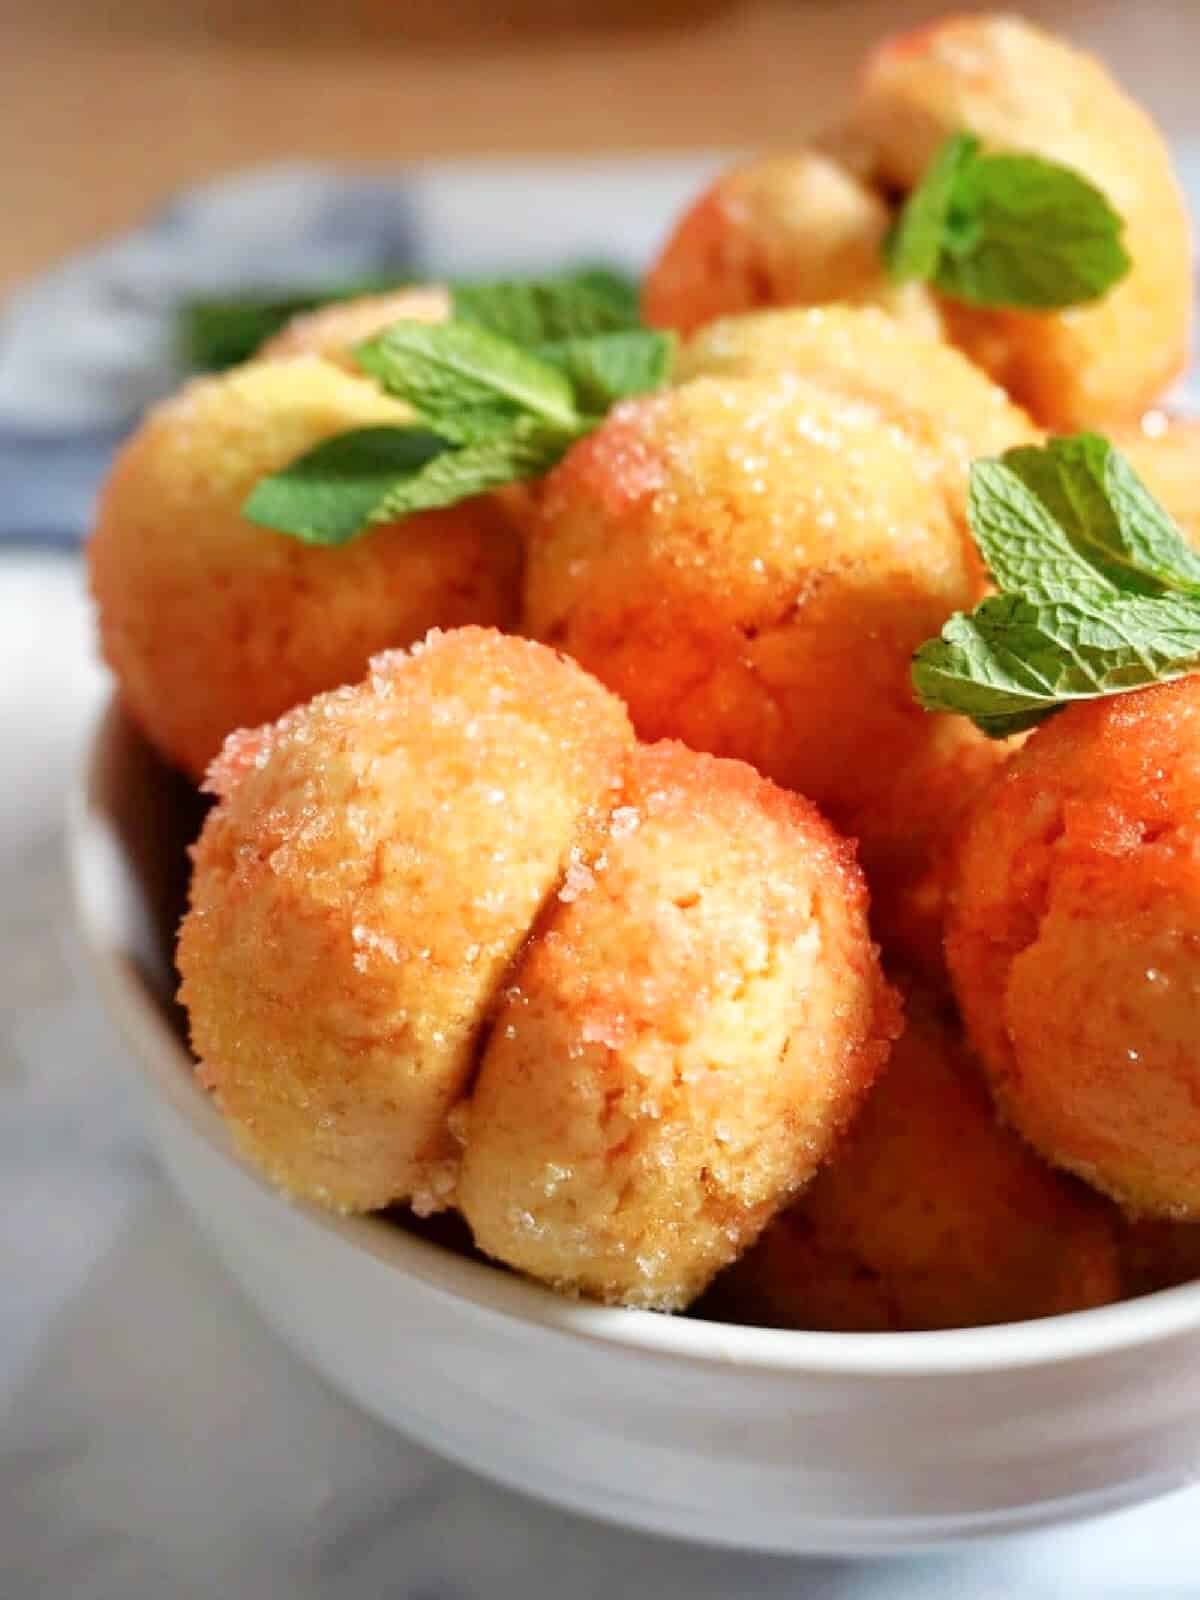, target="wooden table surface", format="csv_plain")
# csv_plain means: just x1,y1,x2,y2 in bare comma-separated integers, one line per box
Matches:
4,0,1197,300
